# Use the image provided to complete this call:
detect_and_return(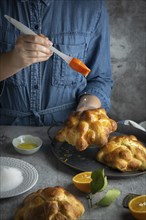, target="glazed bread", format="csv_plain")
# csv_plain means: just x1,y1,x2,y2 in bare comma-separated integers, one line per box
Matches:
15,186,85,220
96,135,146,172
55,108,117,151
